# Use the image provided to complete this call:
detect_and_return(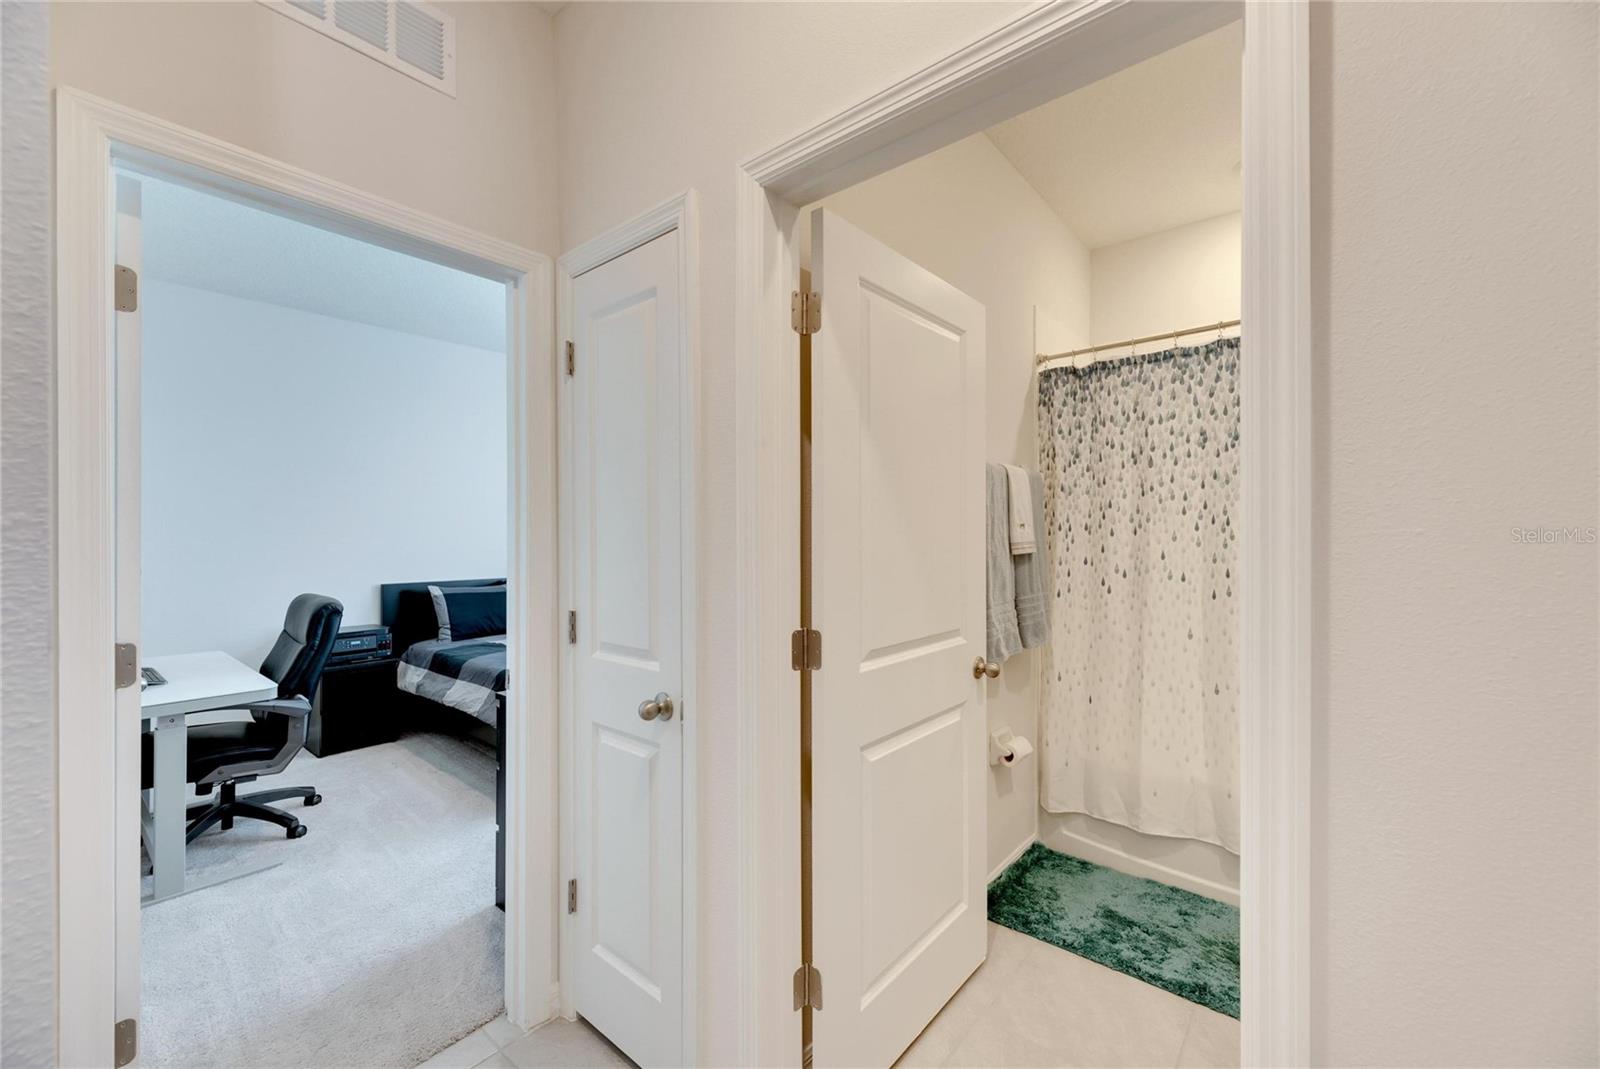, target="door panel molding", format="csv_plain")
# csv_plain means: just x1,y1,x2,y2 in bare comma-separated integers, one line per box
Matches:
557,191,700,1068
809,209,986,1068
732,3,1312,1065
